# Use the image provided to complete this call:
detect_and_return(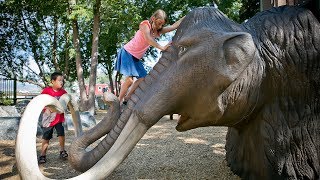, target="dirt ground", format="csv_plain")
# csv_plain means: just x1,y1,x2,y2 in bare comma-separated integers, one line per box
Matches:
0,112,240,180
